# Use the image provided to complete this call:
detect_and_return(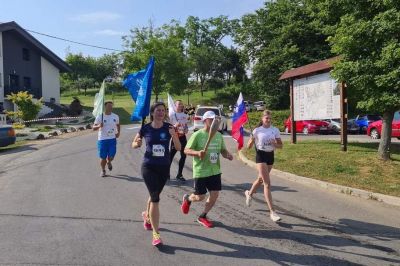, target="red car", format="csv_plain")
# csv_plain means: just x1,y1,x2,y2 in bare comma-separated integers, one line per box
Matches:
367,111,400,139
284,116,330,134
